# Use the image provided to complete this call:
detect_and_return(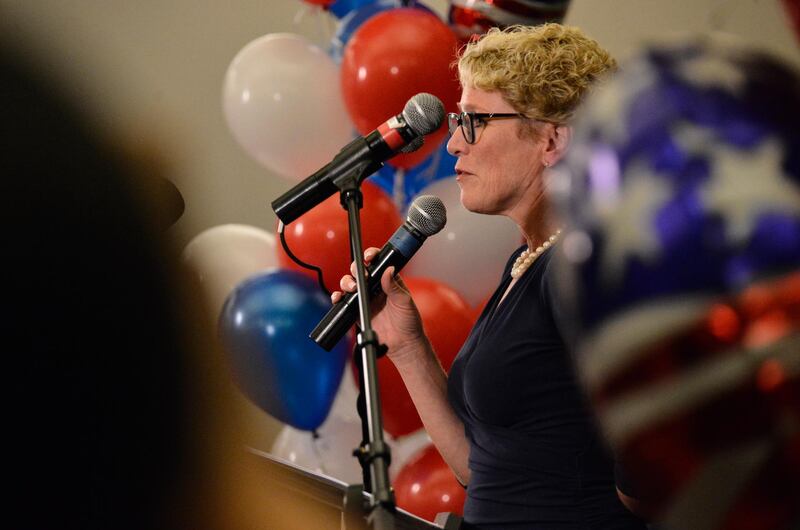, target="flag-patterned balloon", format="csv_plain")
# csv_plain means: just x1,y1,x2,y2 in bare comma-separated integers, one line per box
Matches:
448,0,569,42
555,34,800,530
